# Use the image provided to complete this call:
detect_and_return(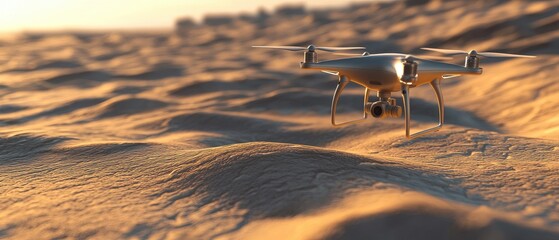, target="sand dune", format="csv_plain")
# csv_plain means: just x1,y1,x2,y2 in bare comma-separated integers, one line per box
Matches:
1,0,559,239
